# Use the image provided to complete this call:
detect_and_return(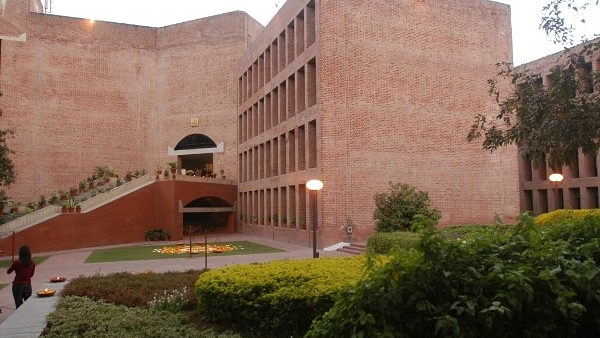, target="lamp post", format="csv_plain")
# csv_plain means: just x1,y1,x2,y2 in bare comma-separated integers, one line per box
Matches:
306,179,323,259
549,173,564,210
